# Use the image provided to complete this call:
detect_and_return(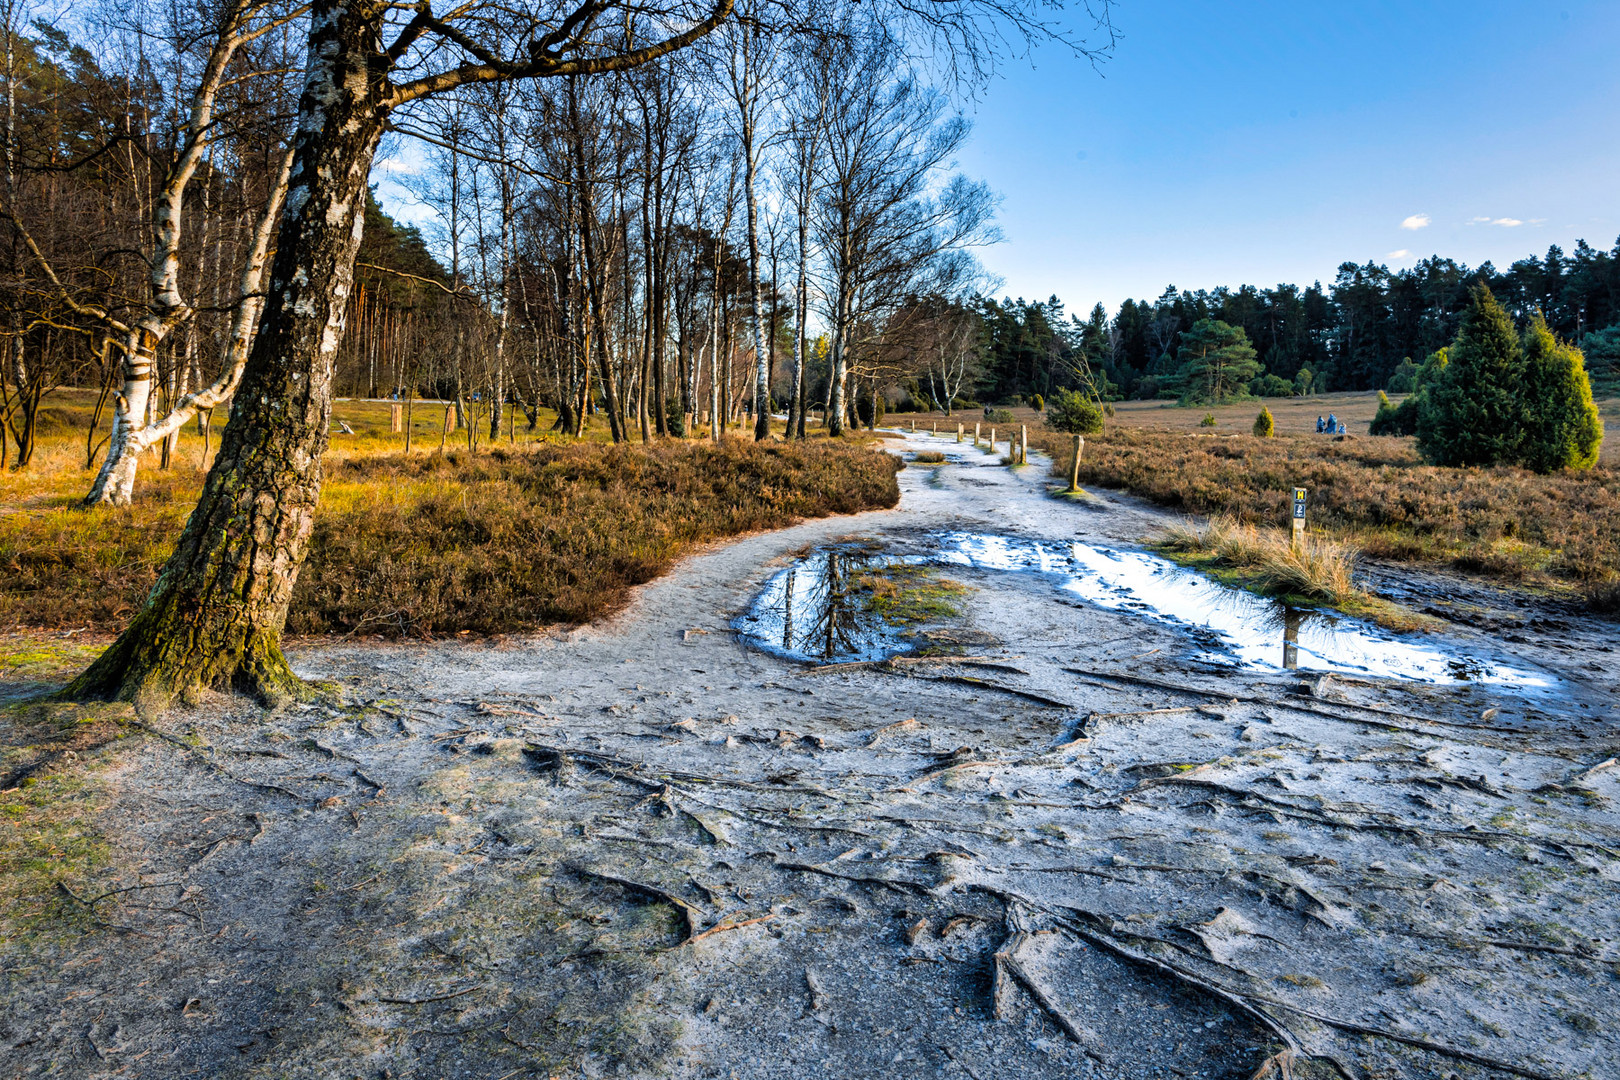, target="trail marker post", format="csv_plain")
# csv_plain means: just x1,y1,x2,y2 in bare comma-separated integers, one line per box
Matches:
1292,487,1307,551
